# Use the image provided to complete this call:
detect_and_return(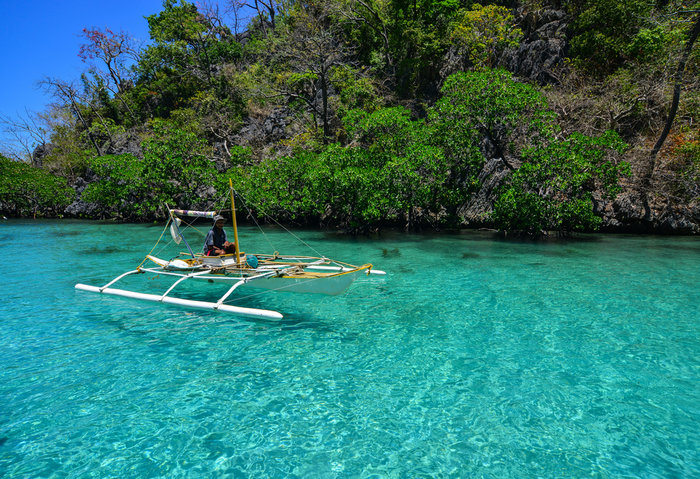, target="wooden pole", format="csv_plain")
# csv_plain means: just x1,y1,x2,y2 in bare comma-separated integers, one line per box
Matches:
229,178,241,265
